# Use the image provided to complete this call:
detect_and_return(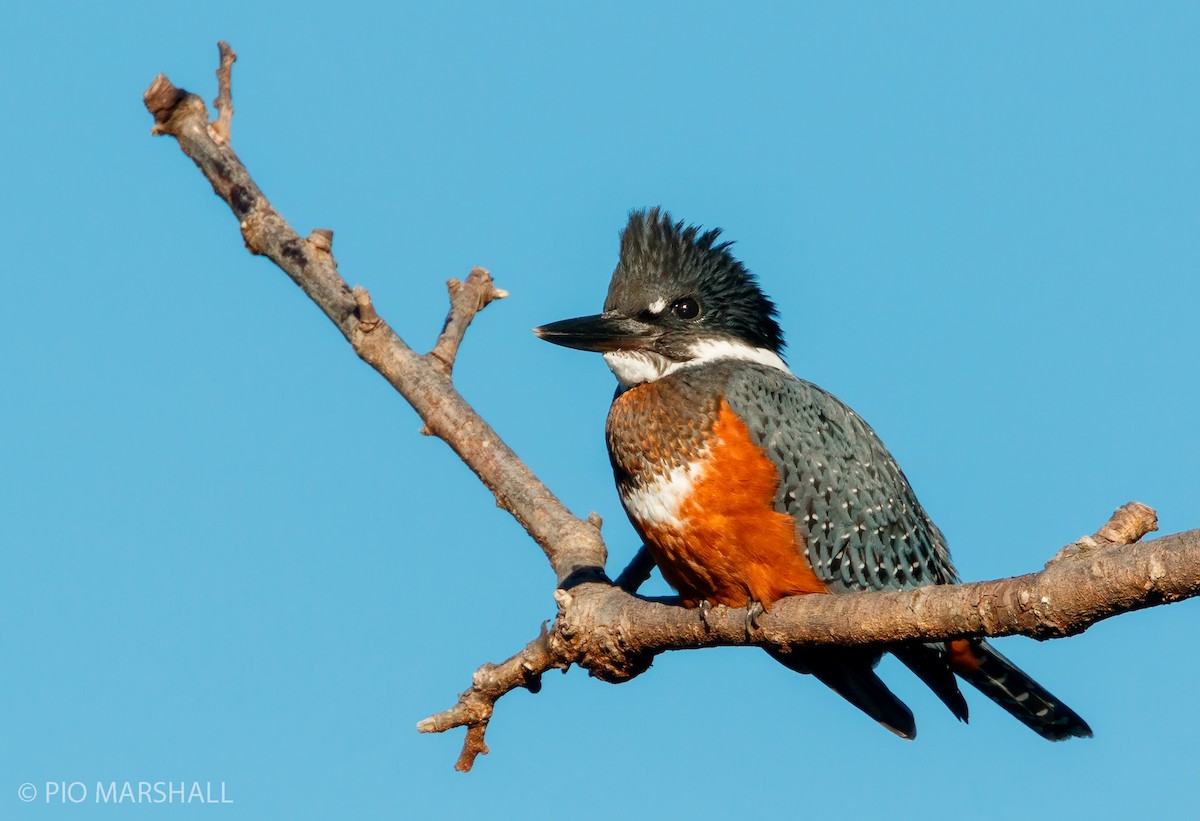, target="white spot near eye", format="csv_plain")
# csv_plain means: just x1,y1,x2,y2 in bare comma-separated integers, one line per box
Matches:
648,298,668,314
